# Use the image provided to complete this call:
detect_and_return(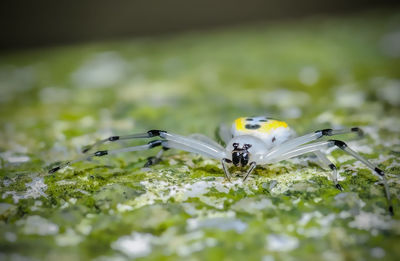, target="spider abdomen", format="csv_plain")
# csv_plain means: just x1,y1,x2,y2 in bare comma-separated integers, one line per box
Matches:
231,116,295,149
